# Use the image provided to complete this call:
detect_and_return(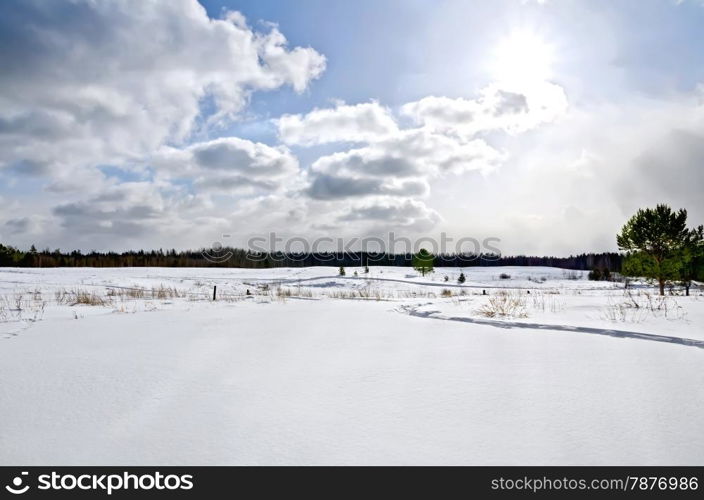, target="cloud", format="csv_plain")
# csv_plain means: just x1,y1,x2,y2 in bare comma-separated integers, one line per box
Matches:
4,217,37,234
0,0,325,182
10,0,699,256
307,174,428,200
311,129,503,178
194,176,279,193
153,137,299,193
293,87,530,234
300,125,502,238
46,181,226,250
338,199,441,231
51,183,169,239
7,159,51,177
277,101,398,146
297,82,565,220
620,128,704,216
401,82,567,137
302,128,503,208
440,89,704,256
